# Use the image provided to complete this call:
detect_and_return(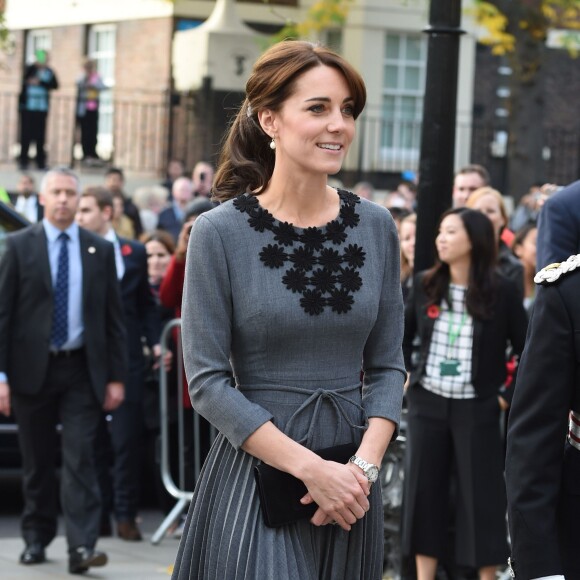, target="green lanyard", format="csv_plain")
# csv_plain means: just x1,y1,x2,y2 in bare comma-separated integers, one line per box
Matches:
447,296,468,354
